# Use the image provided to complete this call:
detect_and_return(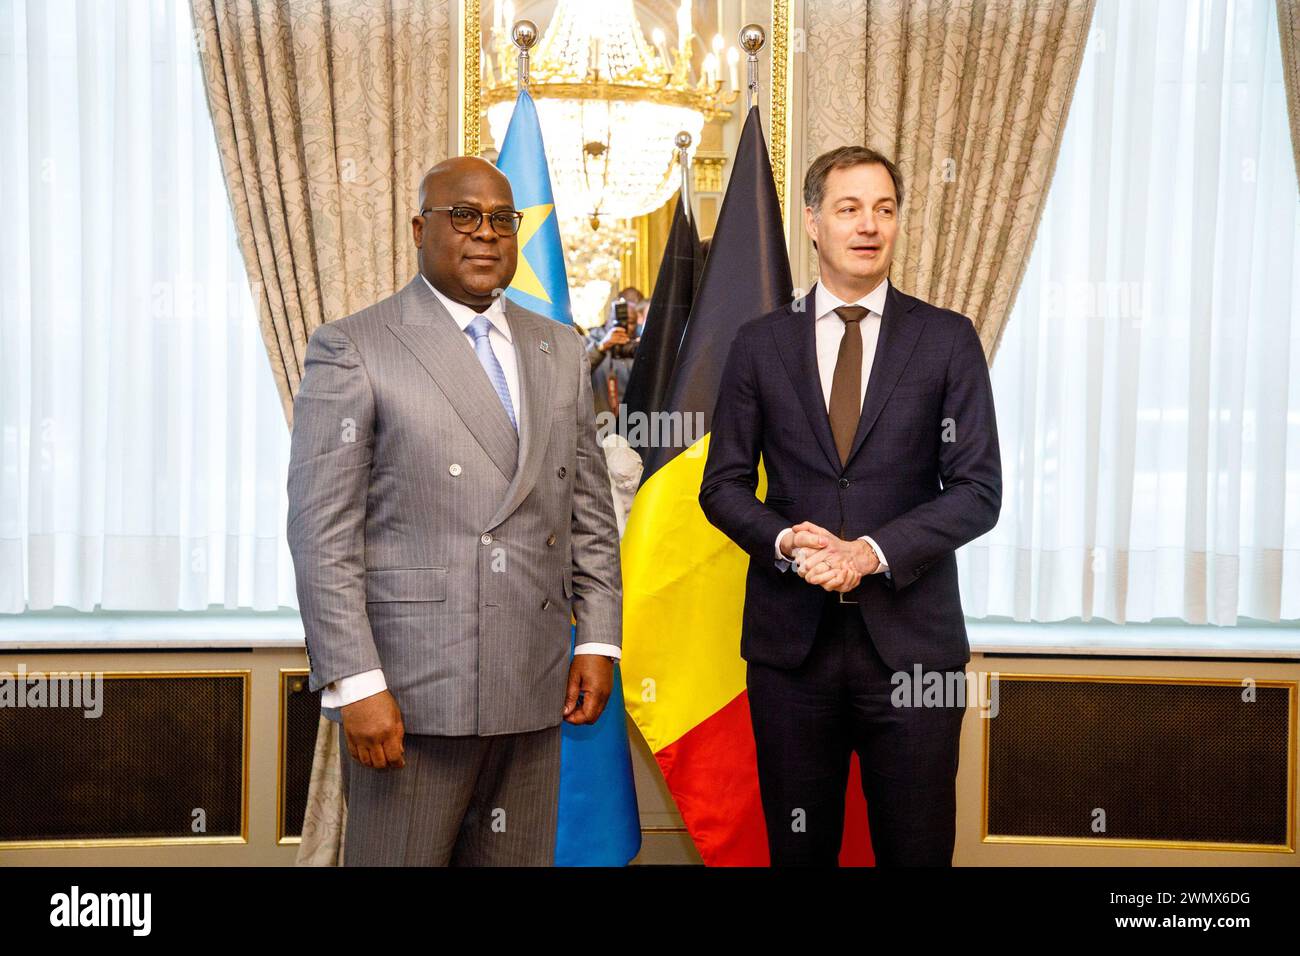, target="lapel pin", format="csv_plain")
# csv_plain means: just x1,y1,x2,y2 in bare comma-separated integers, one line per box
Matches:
539,341,551,354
